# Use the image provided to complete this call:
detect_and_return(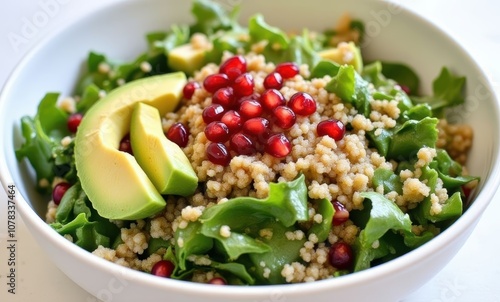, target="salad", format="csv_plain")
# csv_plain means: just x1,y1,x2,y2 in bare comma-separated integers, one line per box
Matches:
16,0,478,285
